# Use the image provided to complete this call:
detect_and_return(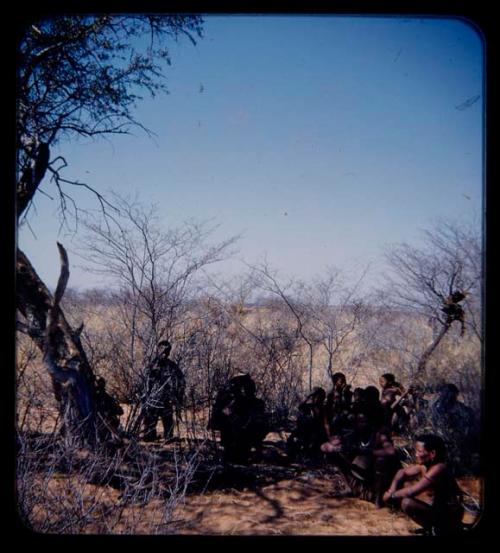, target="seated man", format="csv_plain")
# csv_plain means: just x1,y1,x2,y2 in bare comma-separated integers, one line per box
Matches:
208,373,269,464
379,373,405,432
286,387,327,461
360,385,386,430
430,383,479,472
382,433,464,535
324,372,353,437
95,376,123,439
321,408,400,508
404,385,430,433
